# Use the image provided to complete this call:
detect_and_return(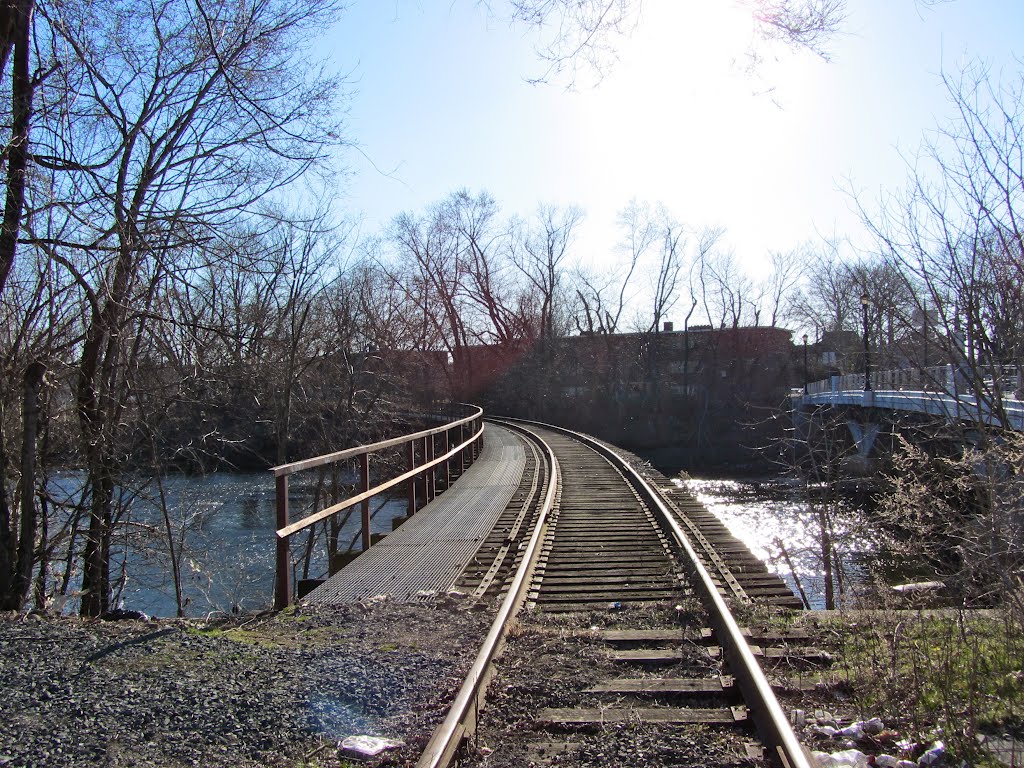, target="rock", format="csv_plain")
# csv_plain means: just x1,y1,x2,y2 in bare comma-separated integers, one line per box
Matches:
891,581,945,593
100,609,150,622
837,717,885,739
875,756,916,768
861,717,885,735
